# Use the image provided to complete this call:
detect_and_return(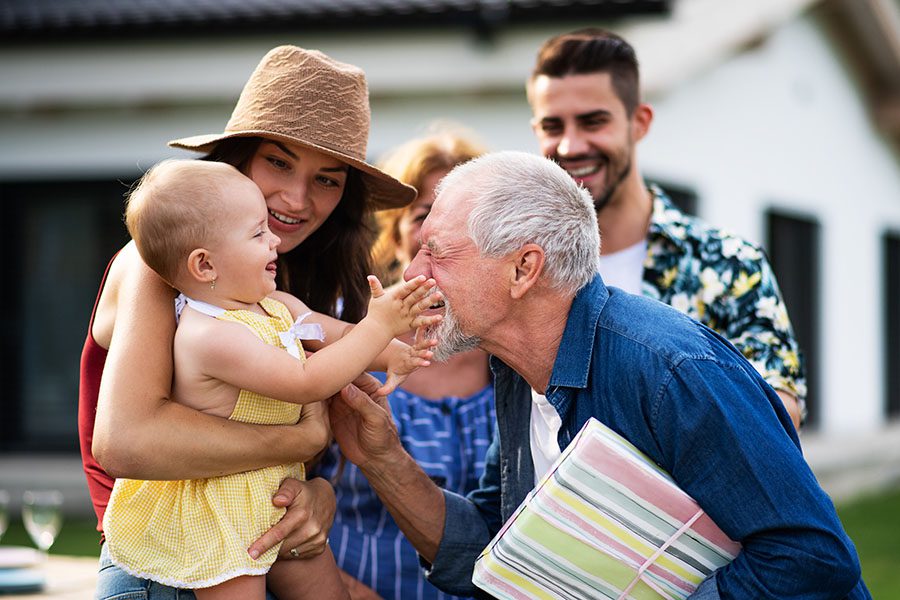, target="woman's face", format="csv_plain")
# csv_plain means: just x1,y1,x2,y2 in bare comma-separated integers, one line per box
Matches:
395,168,449,265
247,140,348,253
